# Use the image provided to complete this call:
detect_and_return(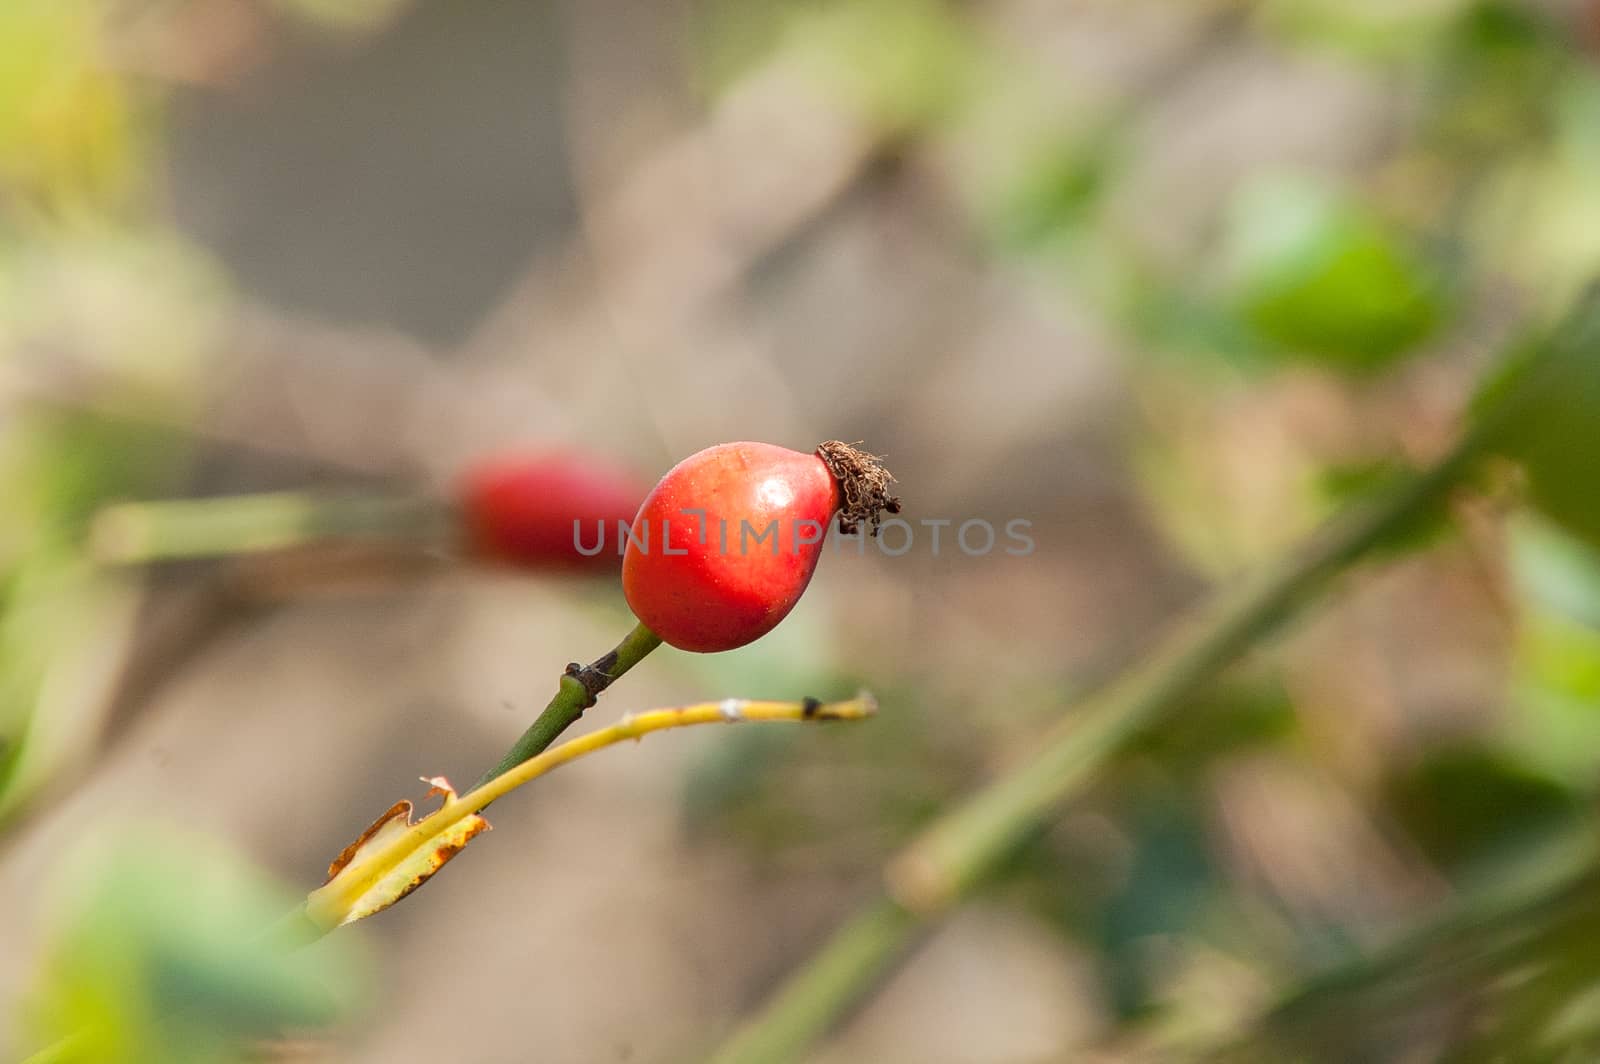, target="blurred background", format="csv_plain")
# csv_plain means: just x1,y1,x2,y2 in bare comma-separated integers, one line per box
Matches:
5,0,1600,1060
